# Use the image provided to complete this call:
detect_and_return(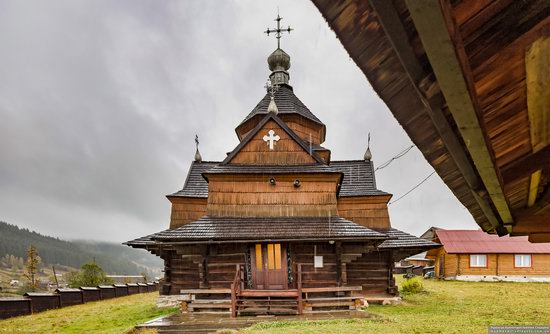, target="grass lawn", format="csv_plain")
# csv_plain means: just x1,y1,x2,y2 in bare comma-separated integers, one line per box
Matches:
244,278,550,334
2,280,549,333
0,292,176,334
